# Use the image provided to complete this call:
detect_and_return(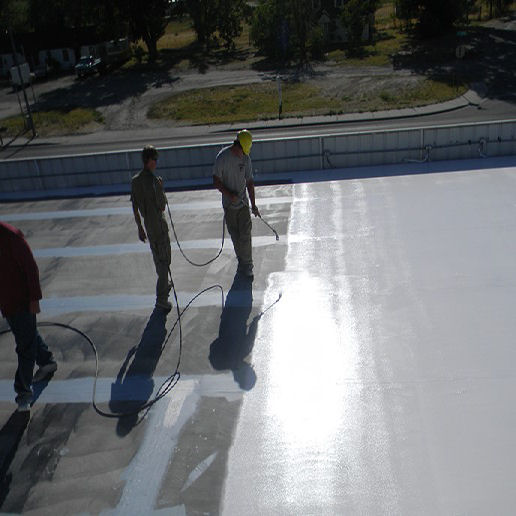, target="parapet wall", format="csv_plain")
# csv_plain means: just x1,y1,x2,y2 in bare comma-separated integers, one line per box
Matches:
1,120,515,198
